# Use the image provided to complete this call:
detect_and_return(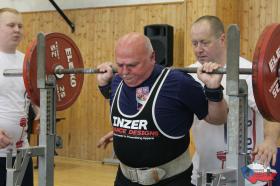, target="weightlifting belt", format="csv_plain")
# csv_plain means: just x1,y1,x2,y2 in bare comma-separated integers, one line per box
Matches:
119,149,192,185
